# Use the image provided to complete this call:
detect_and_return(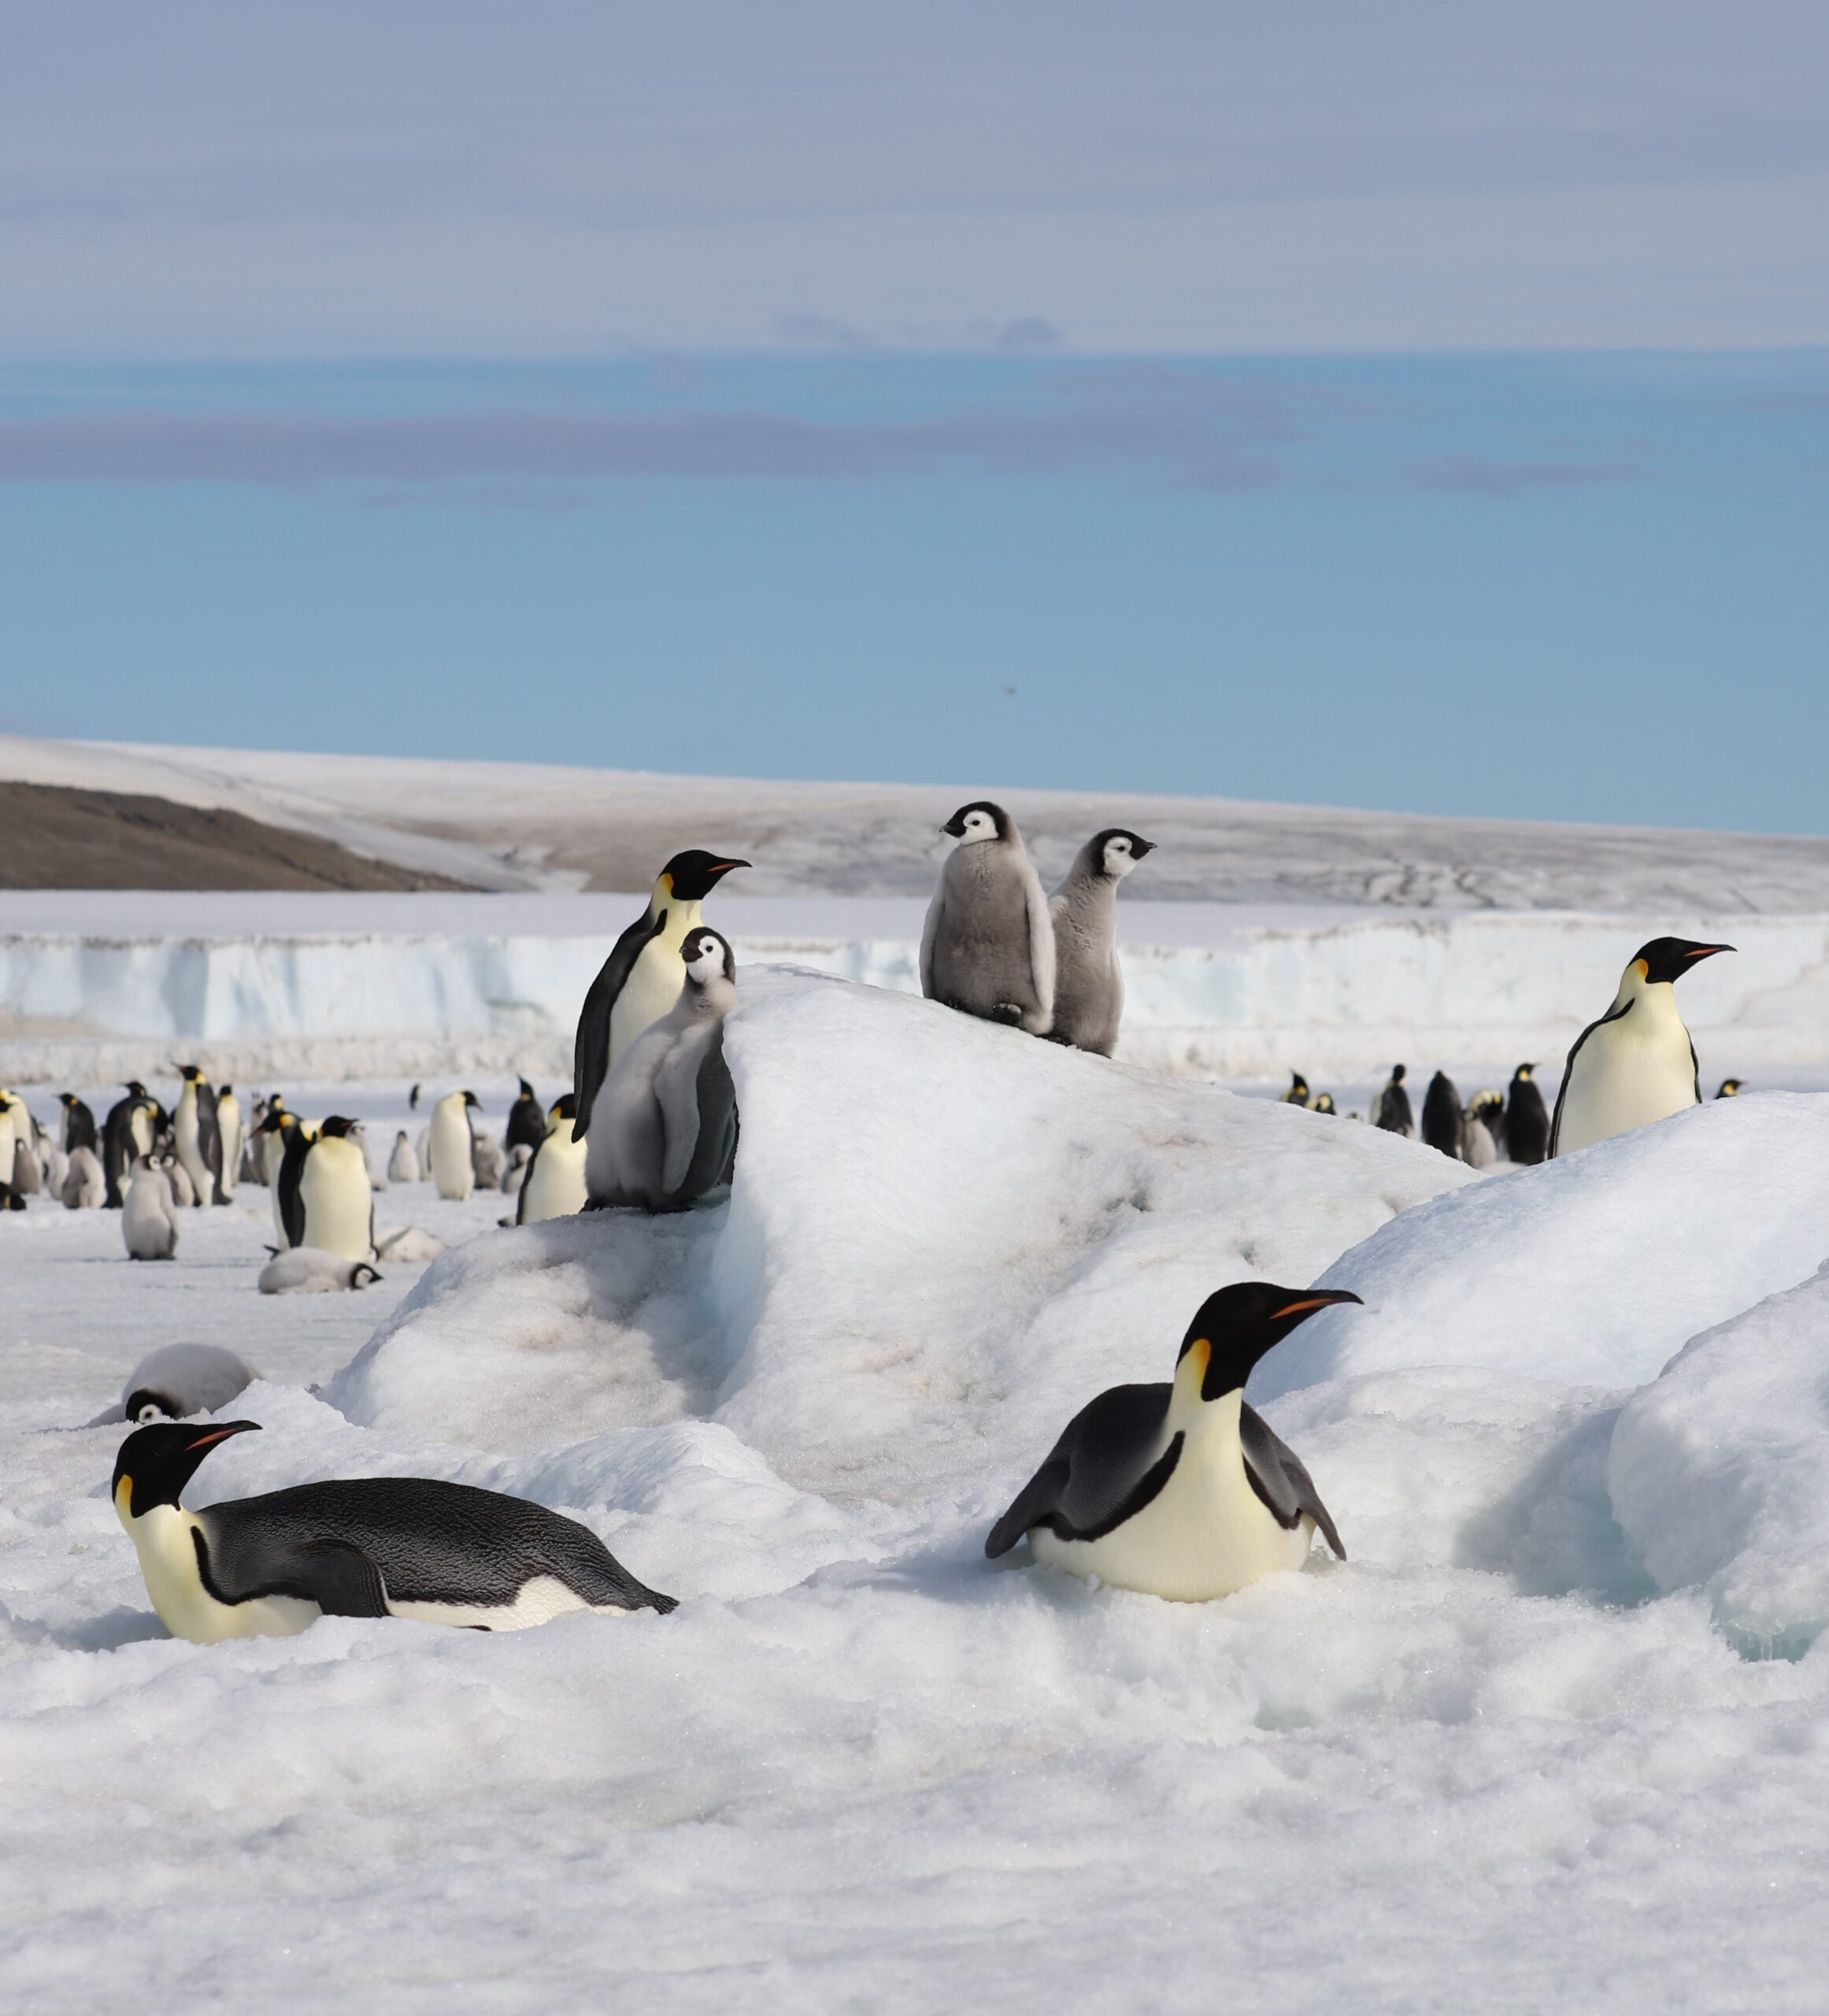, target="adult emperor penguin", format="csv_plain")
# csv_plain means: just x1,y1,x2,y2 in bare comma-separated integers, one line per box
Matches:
287,1116,376,1262
1420,1070,1465,1160
102,1084,158,1208
573,850,748,1144
1549,937,1735,1158
0,1091,21,1191
1372,1065,1414,1137
517,1092,589,1225
1503,1064,1548,1165
920,802,1055,1036
504,1078,546,1156
1281,1073,1311,1106
215,1086,242,1203
60,1092,98,1158
123,1154,182,1261
428,1090,481,1201
986,1282,1360,1599
1716,1077,1743,1099
1044,828,1155,1055
171,1065,224,1207
257,1095,291,1188
113,1420,676,1642
586,927,739,1213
